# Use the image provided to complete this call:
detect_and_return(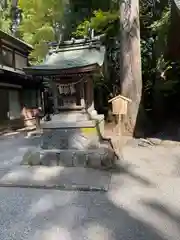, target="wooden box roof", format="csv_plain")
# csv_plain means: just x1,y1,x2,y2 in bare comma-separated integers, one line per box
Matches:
108,94,132,103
